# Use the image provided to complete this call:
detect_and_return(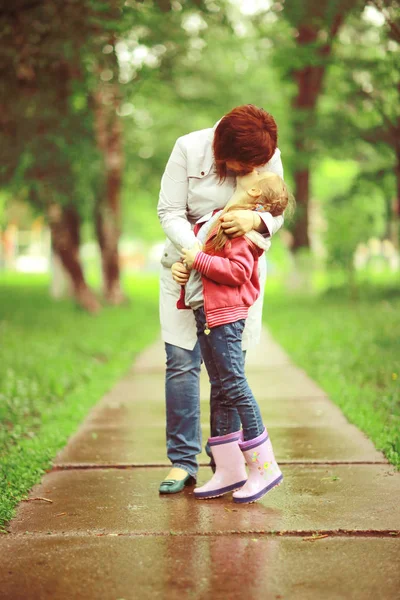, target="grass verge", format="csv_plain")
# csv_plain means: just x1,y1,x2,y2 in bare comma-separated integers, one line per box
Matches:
263,285,400,469
0,272,160,532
